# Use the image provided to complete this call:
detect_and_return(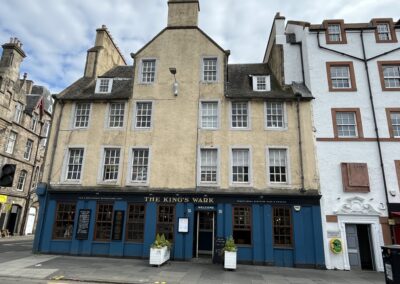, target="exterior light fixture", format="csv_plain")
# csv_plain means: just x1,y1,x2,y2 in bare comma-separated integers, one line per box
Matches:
169,67,178,96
